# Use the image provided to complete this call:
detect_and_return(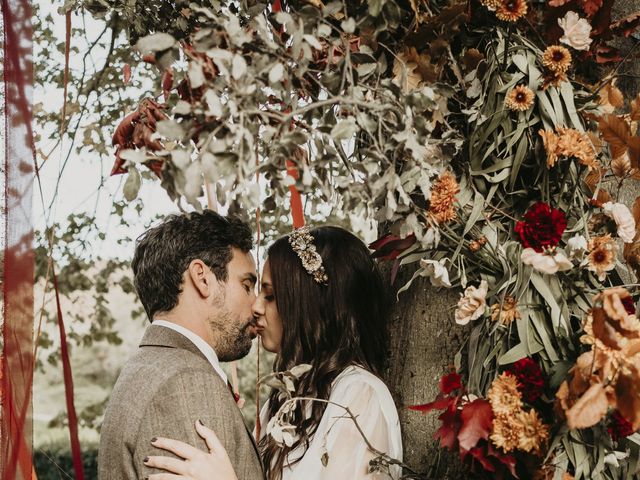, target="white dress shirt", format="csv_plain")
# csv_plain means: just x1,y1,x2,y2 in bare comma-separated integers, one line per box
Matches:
153,319,229,385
